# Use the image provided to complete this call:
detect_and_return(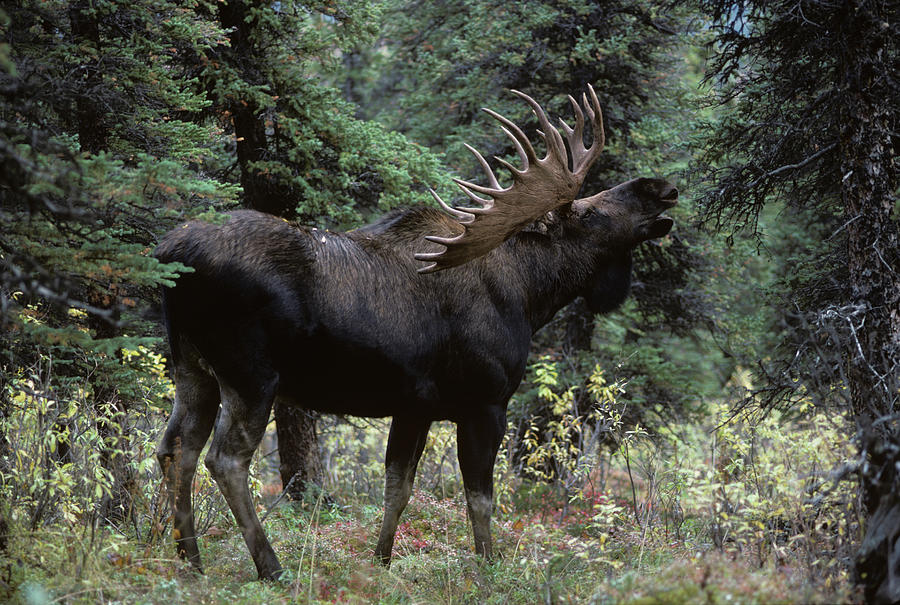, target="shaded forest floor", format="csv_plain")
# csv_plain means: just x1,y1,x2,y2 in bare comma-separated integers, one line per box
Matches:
4,489,856,604
4,408,862,605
